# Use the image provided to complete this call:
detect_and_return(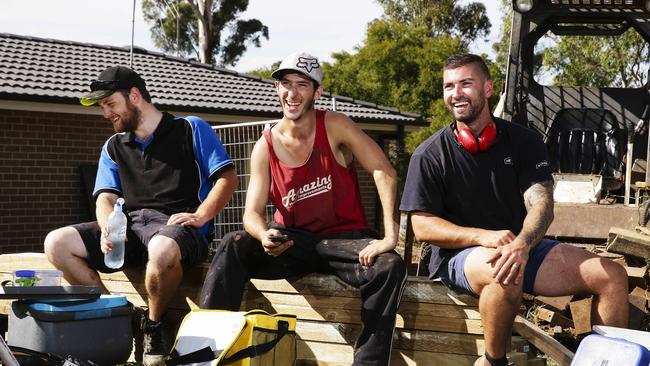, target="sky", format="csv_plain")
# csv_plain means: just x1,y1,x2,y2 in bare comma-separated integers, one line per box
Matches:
0,0,503,74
